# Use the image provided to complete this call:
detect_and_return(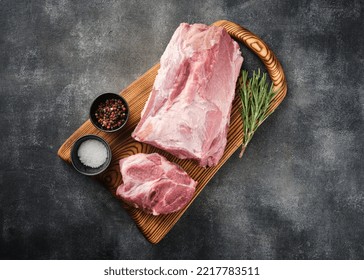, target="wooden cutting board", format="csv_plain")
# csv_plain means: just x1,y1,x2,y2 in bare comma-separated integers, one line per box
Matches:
58,20,287,244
